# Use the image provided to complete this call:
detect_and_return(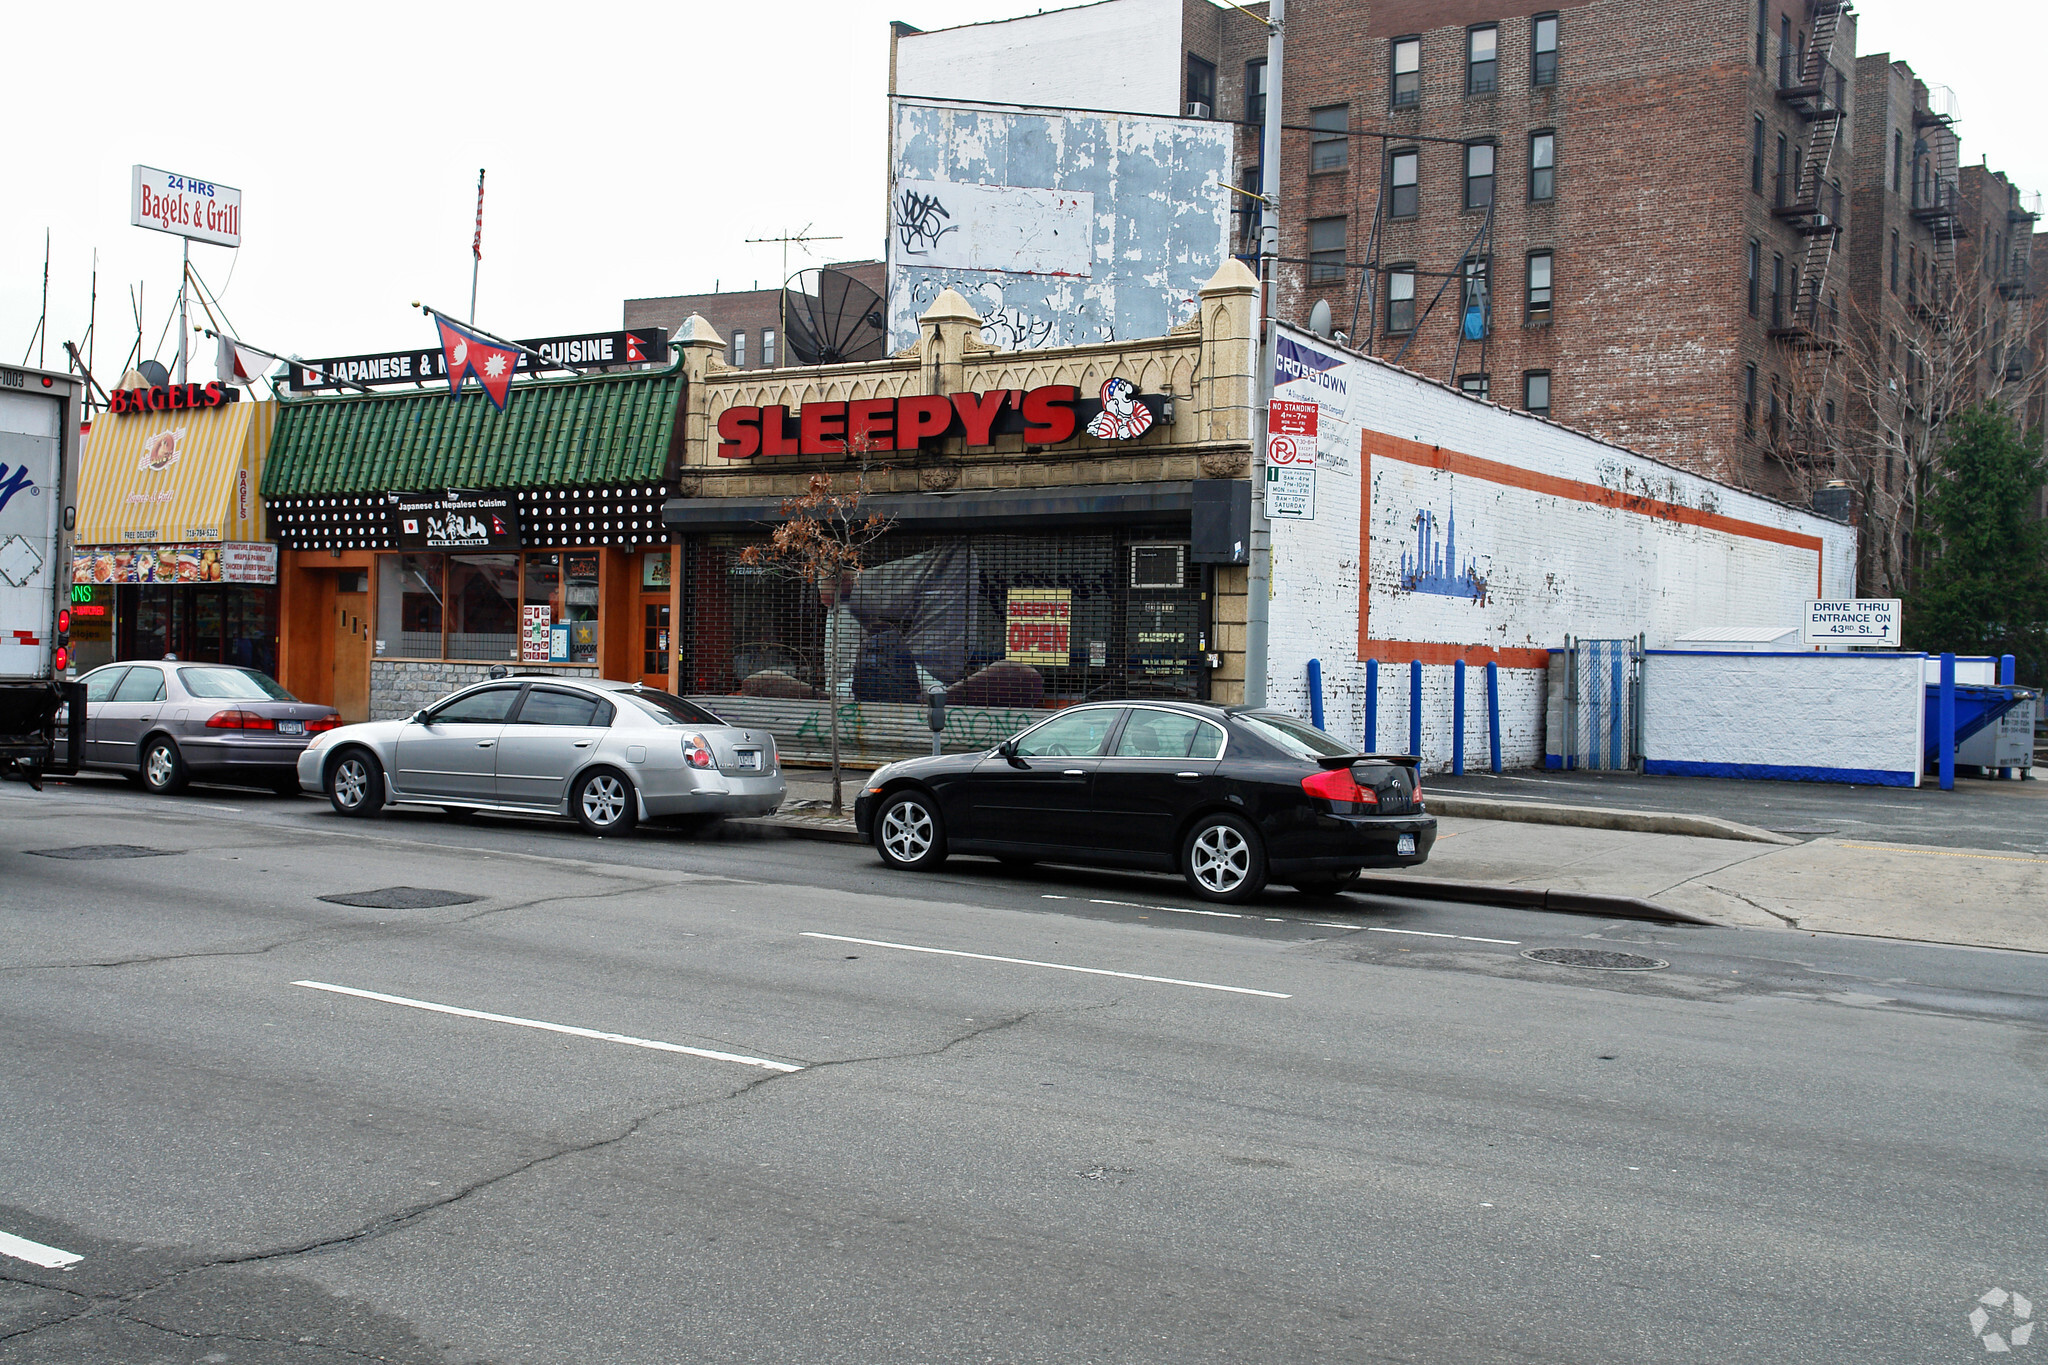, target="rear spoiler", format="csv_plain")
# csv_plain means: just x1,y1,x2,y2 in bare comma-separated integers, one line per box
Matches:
1315,752,1420,769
